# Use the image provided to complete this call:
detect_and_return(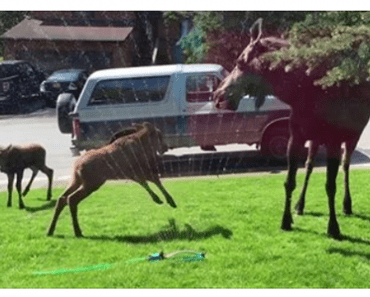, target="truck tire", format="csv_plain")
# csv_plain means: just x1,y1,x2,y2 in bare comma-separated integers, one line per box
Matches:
261,127,290,161
57,93,76,134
